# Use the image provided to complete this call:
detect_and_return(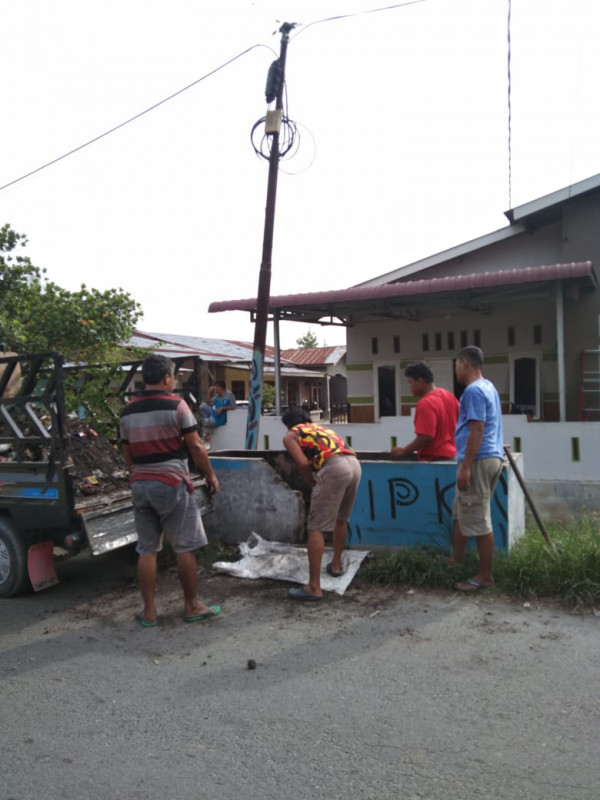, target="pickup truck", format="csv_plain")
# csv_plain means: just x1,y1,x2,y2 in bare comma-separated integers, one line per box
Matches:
0,351,211,597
